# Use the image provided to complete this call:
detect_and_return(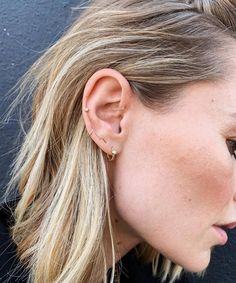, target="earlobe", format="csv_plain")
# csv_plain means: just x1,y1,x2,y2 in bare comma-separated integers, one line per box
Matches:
82,68,133,157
